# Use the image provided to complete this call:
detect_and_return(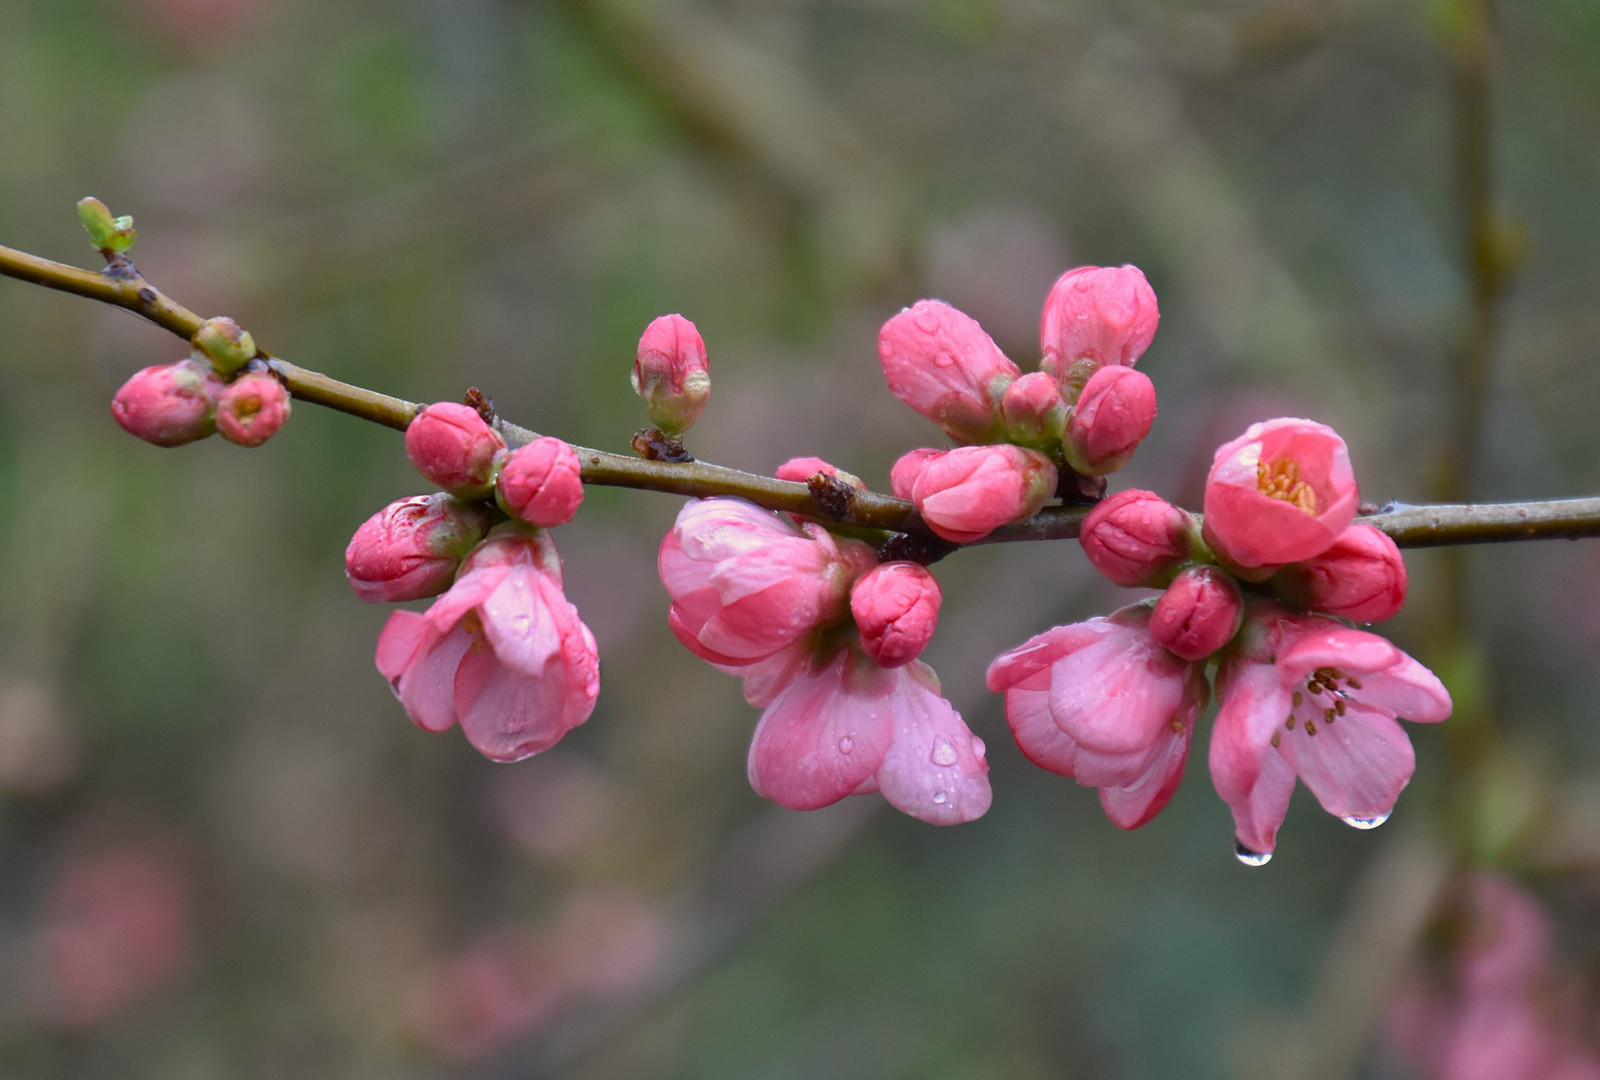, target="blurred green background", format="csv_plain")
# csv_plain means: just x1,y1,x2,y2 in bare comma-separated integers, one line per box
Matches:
4,0,1600,1077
